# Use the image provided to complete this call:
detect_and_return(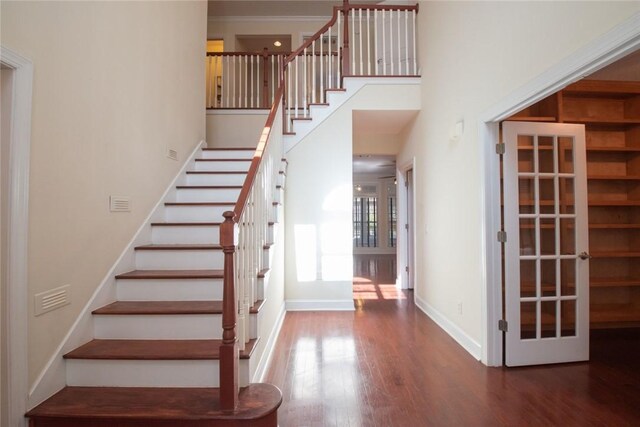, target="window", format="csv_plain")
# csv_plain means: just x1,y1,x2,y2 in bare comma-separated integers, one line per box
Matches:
388,195,397,247
353,196,378,247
